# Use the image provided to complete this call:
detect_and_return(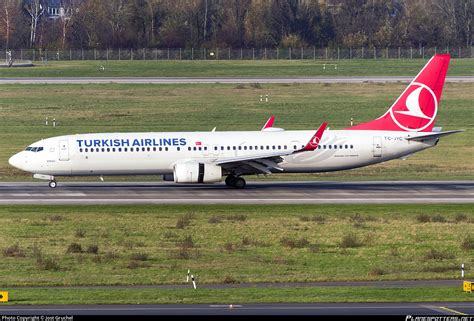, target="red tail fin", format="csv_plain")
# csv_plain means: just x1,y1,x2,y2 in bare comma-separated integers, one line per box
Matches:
348,54,450,132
